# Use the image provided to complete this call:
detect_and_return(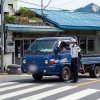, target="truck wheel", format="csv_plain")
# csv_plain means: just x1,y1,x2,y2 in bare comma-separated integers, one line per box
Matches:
59,66,71,81
89,66,100,78
32,74,43,80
